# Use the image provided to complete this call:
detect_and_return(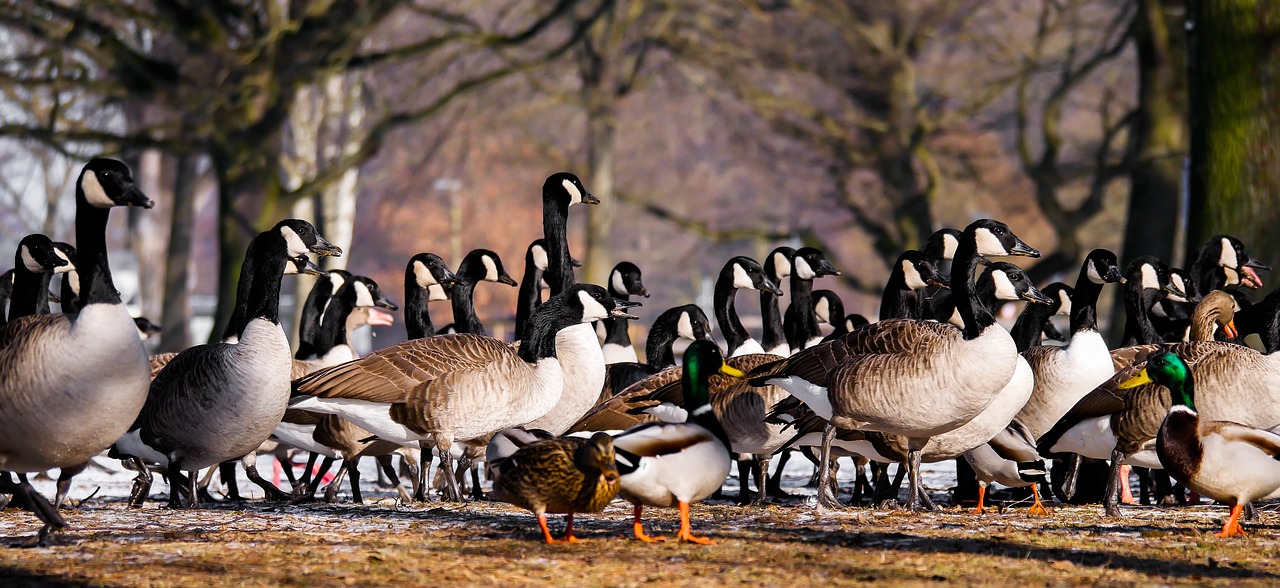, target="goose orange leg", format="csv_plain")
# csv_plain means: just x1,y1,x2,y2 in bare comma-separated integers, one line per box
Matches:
972,485,986,514
1027,484,1050,516
633,504,665,542
675,501,714,545
1215,504,1247,538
